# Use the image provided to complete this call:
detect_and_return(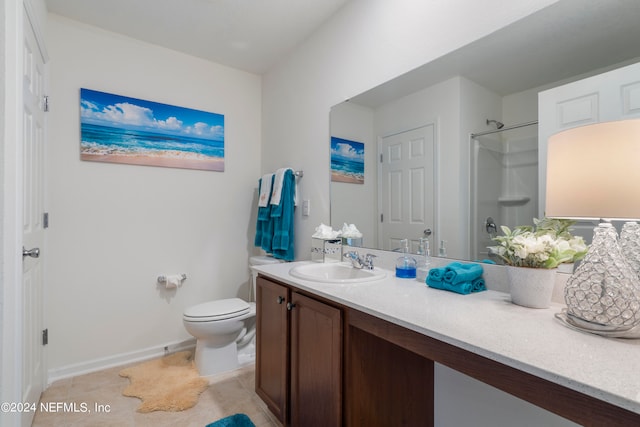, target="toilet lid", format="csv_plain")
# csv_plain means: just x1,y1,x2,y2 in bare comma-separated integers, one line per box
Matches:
184,298,250,321
249,255,284,266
